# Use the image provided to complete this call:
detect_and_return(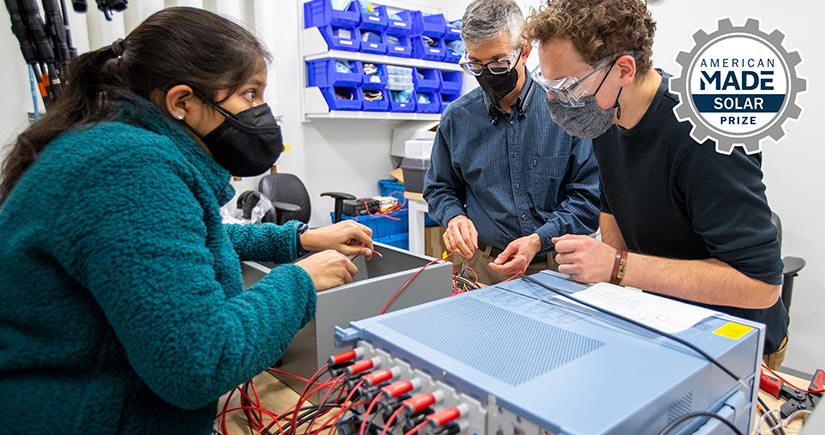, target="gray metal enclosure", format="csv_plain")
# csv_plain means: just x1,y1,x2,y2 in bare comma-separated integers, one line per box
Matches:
241,242,453,395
